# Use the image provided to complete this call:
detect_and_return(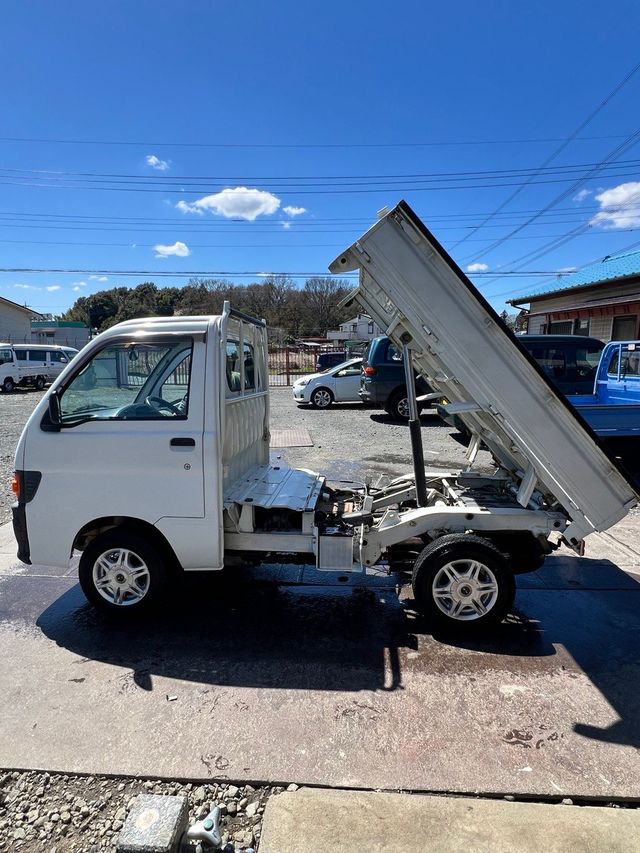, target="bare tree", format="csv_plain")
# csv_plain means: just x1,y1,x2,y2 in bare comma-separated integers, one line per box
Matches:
299,277,353,336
